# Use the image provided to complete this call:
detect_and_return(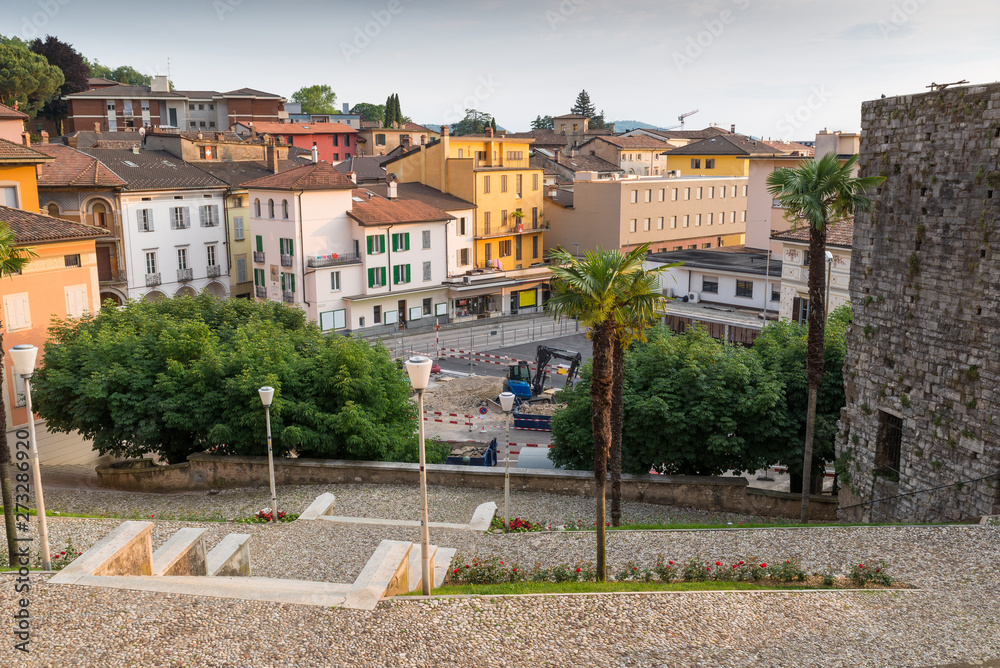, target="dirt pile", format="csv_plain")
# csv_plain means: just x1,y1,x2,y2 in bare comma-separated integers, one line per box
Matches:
423,375,504,414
